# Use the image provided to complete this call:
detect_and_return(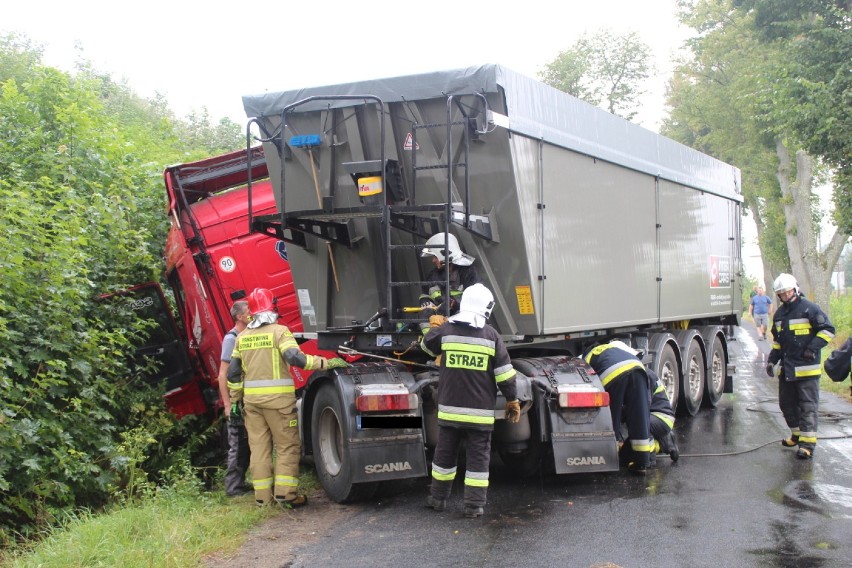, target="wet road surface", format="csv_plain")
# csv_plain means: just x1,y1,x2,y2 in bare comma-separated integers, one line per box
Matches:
287,325,852,568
